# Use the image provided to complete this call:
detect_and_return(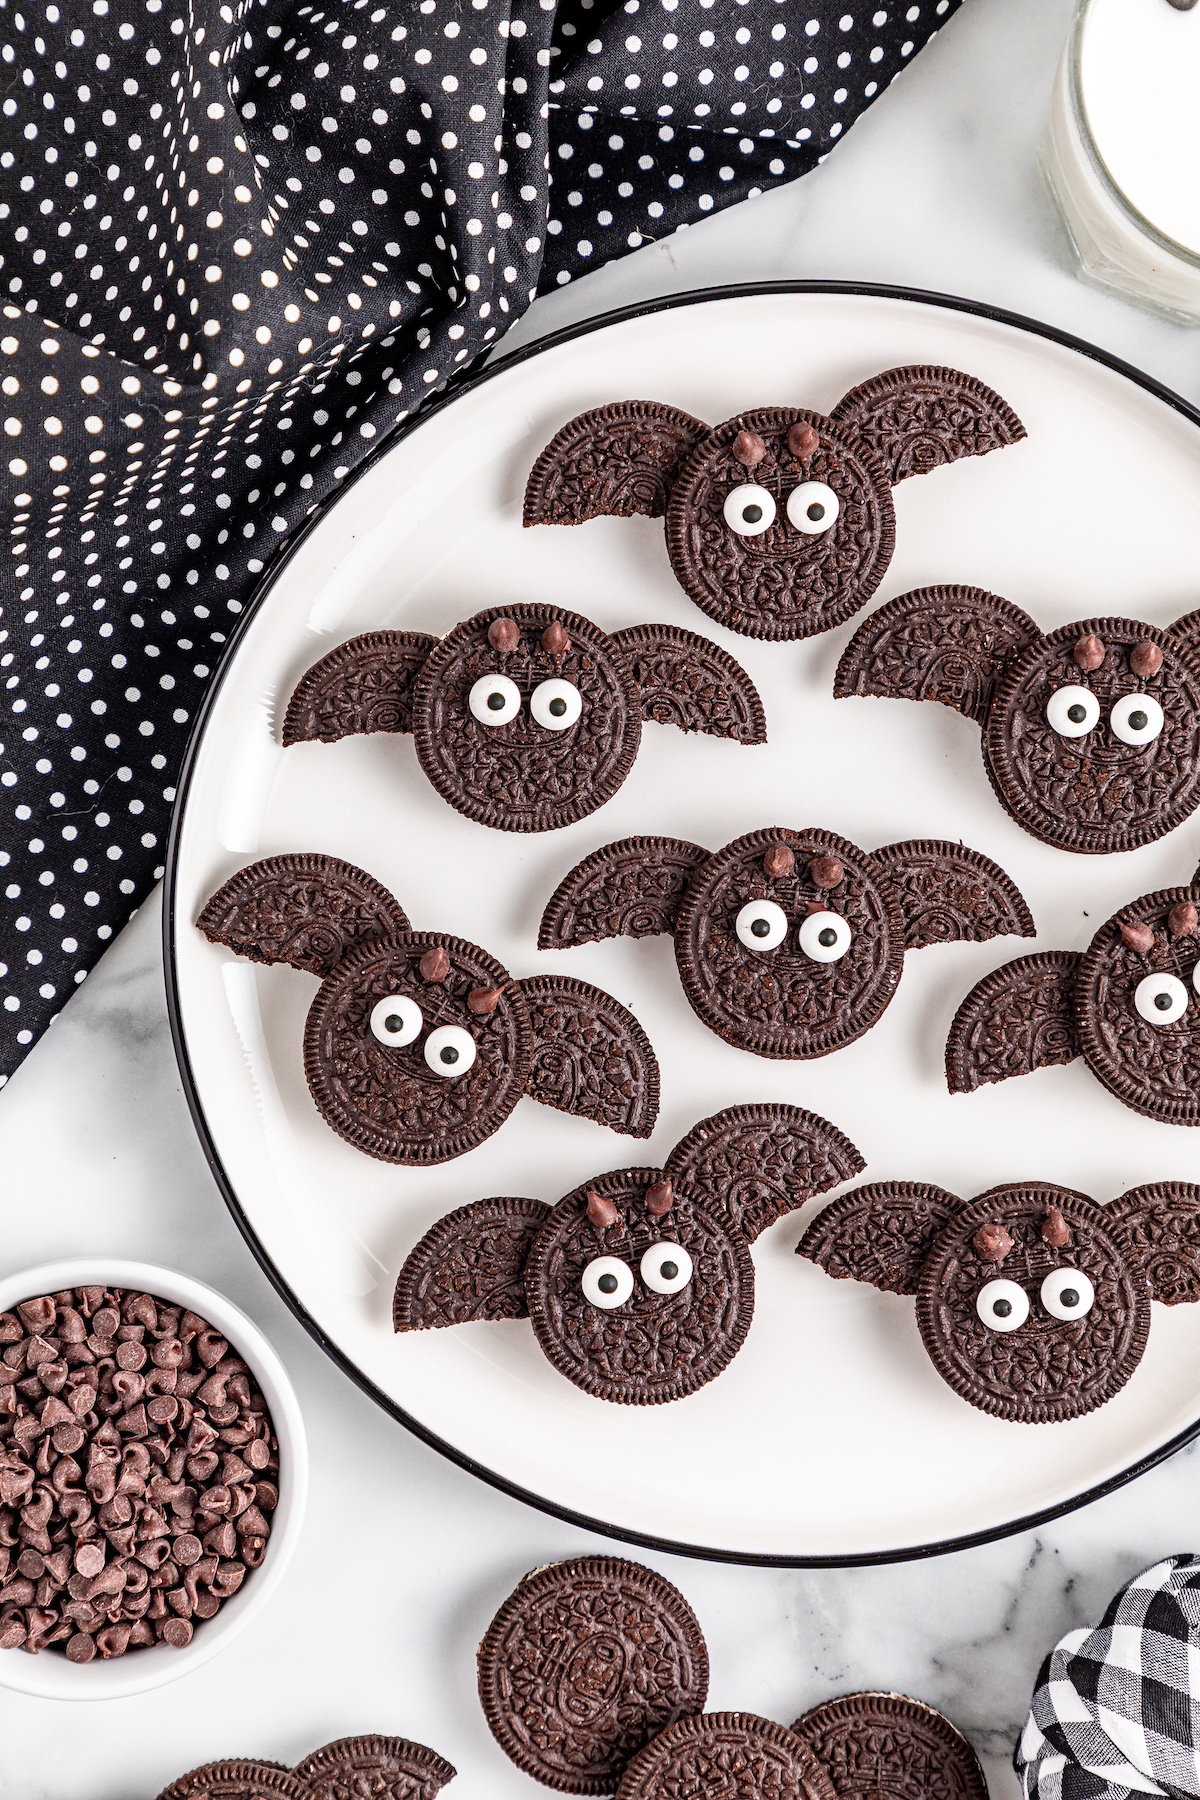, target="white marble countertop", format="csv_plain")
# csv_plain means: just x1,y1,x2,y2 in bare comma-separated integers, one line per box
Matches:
5,1,1200,1793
